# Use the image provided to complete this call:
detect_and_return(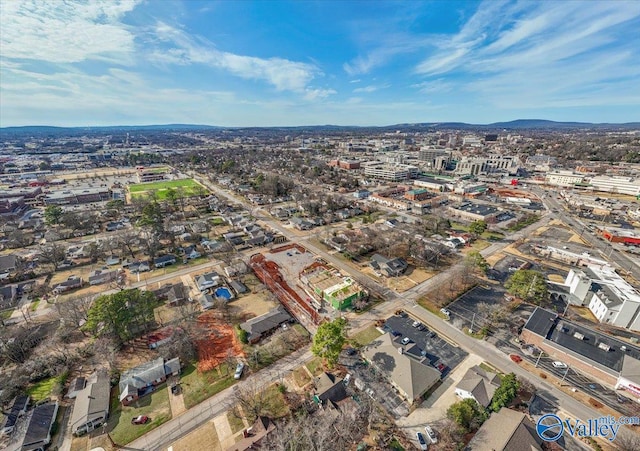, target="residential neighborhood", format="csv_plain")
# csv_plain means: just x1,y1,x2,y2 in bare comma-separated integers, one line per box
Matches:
2,123,640,451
